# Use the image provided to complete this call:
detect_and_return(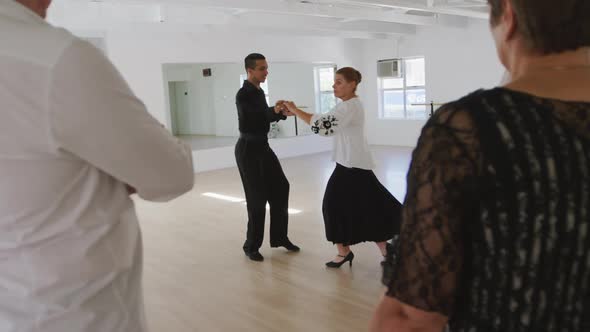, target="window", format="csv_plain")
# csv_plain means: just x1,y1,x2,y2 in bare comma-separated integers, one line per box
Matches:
379,57,426,119
240,74,270,104
314,66,337,114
